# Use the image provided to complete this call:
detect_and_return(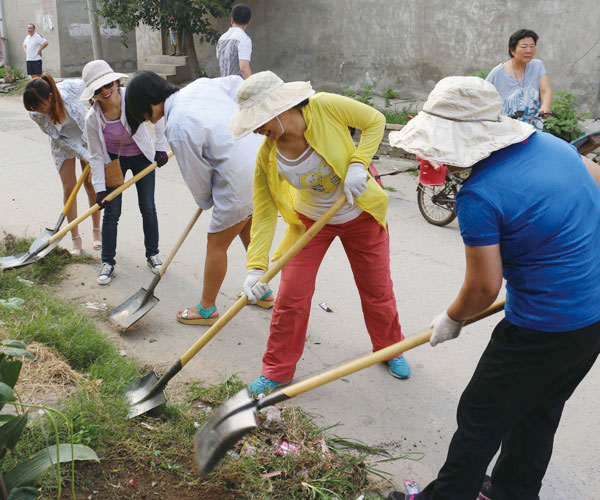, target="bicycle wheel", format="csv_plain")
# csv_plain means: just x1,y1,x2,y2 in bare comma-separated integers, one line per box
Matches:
417,182,457,226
